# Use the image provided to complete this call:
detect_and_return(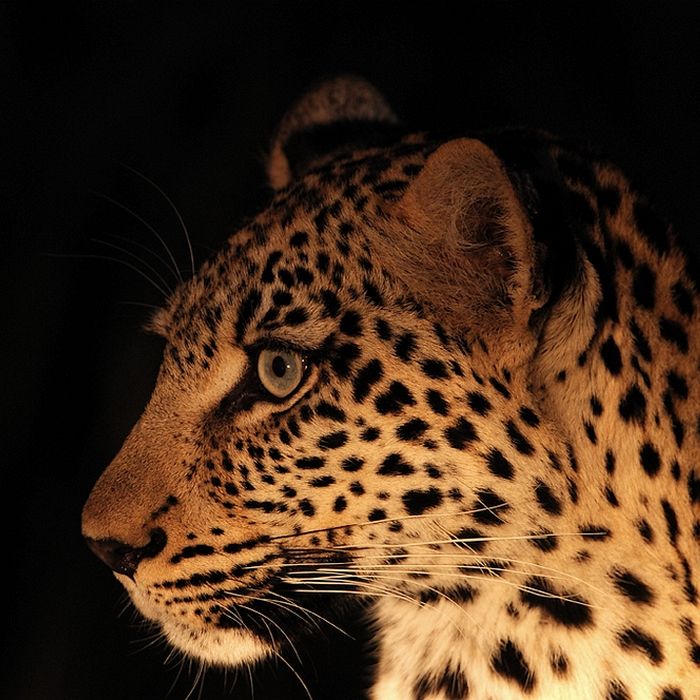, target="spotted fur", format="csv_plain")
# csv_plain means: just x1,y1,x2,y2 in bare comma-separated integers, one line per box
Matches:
83,76,700,699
